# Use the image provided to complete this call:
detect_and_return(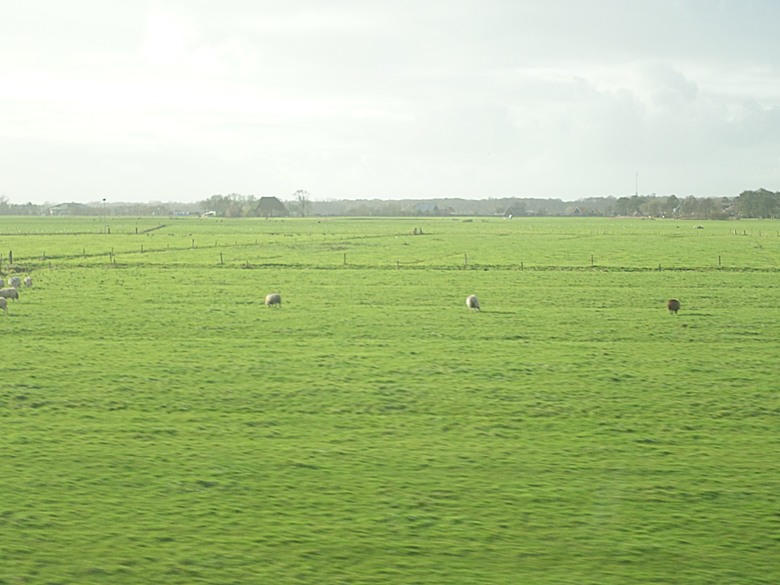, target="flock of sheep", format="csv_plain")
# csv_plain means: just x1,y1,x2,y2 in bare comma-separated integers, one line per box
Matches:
0,275,32,315
1,278,682,317
264,291,681,314
1,272,683,317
